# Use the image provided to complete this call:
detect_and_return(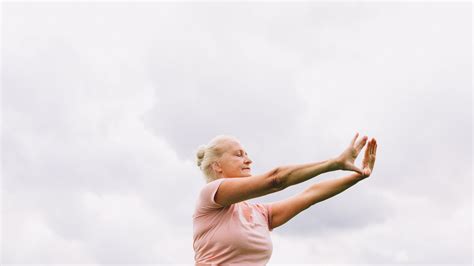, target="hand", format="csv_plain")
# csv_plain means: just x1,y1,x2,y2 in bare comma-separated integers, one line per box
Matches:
335,132,368,175
358,138,377,179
